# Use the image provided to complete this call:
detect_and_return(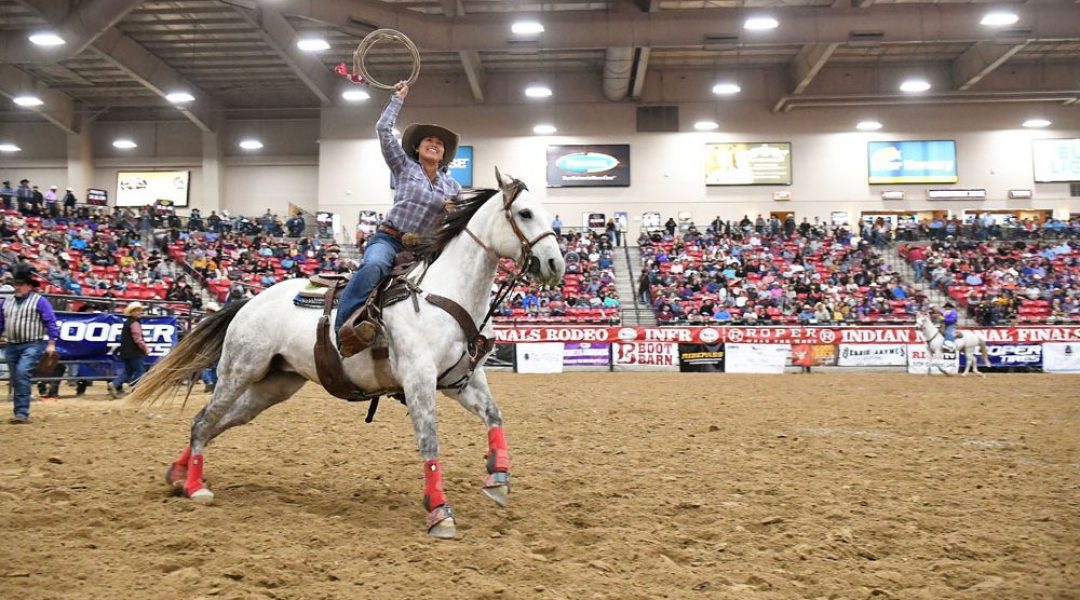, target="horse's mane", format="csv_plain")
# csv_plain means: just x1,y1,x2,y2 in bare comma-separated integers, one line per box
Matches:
412,187,501,261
